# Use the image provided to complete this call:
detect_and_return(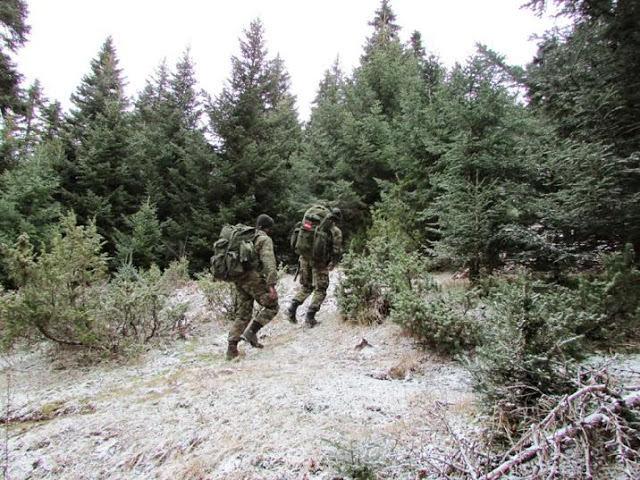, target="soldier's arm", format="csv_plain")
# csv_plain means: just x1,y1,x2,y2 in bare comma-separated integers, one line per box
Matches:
255,234,278,286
